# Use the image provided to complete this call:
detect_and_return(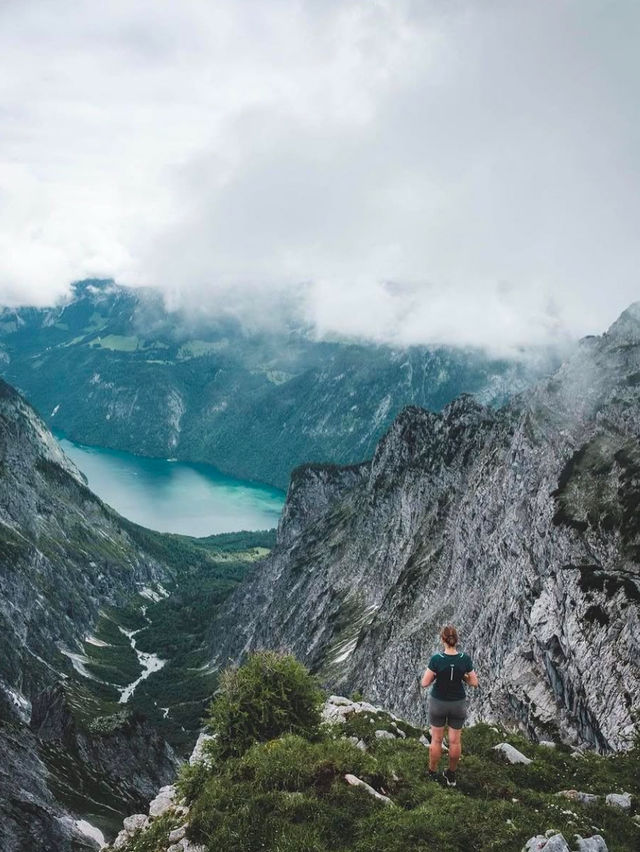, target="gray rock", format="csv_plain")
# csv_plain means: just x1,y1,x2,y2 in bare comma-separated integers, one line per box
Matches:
344,773,393,805
322,695,382,725
557,790,599,807
539,740,556,748
374,729,396,740
168,825,187,843
189,732,216,767
113,831,130,850
123,814,148,832
149,784,176,818
575,836,608,852
605,792,631,810
522,834,569,851
494,743,532,765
